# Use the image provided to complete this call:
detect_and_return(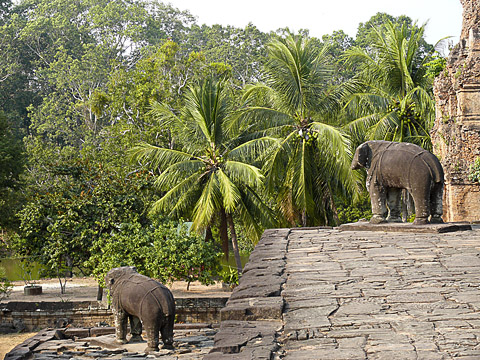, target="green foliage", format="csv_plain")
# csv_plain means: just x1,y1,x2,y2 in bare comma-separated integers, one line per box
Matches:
0,0,442,284
241,33,359,226
185,23,269,87
344,20,435,150
0,113,24,230
468,157,480,183
425,54,447,79
131,76,276,276
12,160,152,278
337,196,372,224
88,220,221,289
0,266,13,301
219,266,239,286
